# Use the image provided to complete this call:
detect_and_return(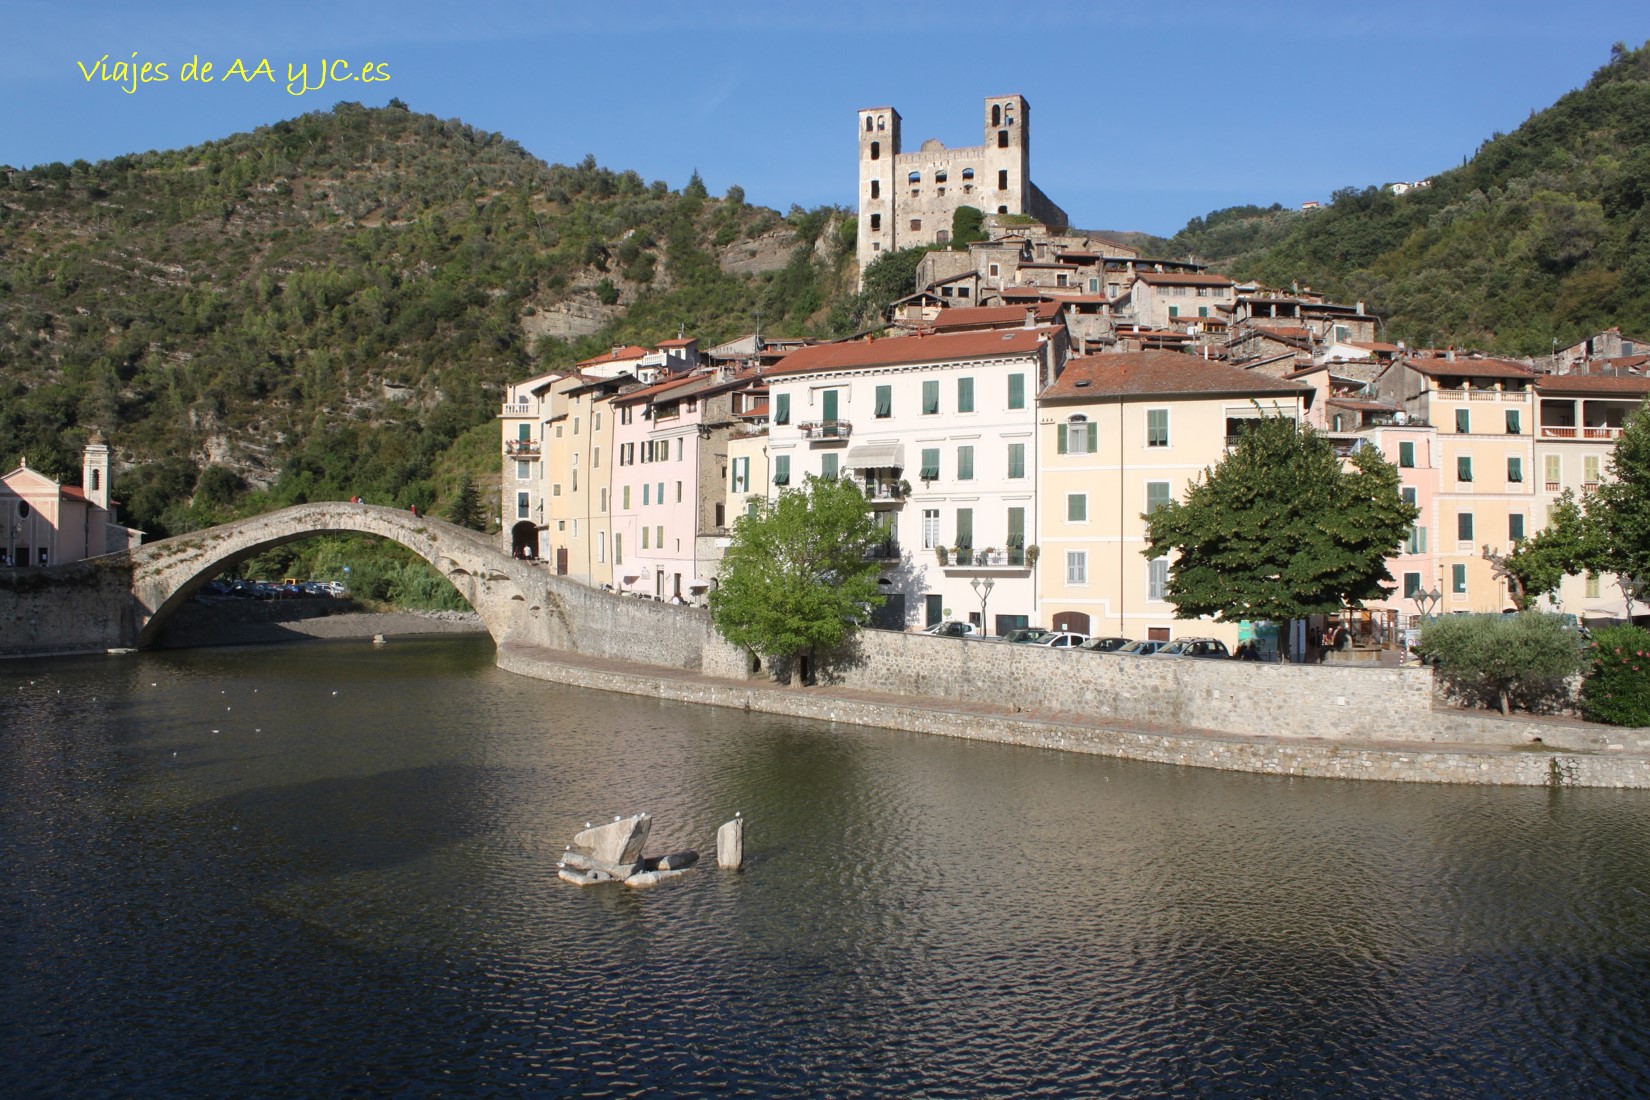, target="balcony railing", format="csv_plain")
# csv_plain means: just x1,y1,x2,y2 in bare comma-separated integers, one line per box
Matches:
864,539,901,560
862,480,906,502
799,420,852,441
943,548,1029,568
501,402,533,417
504,439,540,456
1541,425,1623,440
1463,389,1529,402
